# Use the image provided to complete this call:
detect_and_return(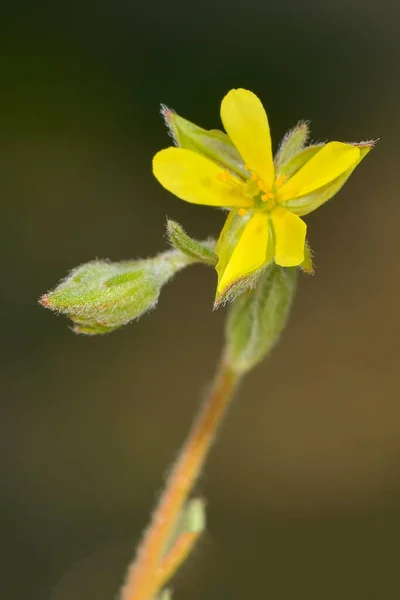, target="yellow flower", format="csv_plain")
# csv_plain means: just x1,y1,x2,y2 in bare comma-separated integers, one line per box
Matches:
153,89,373,302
